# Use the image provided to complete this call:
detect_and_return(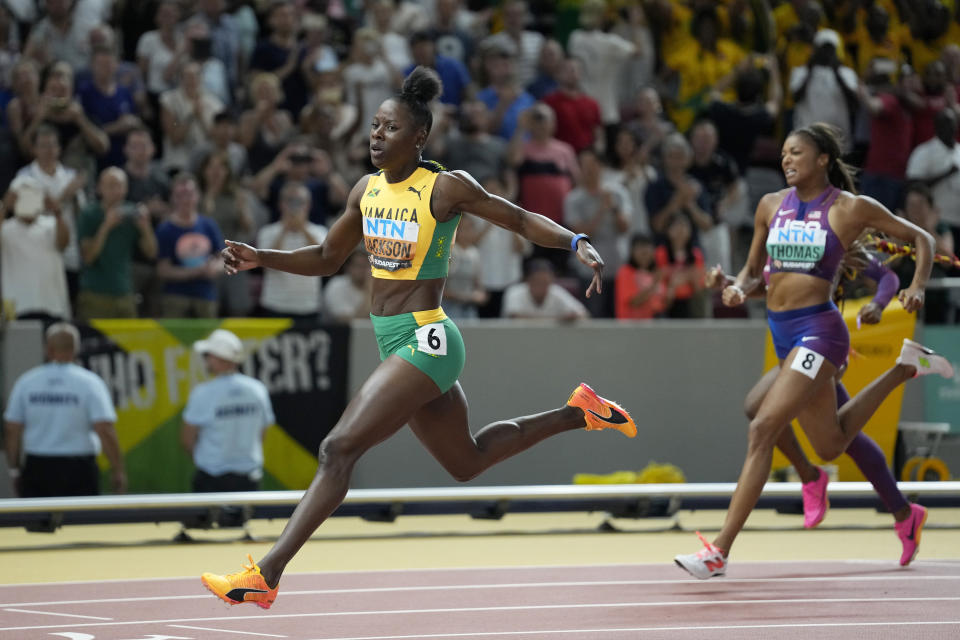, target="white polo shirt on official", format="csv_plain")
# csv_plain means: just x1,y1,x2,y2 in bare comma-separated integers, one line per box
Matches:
256,221,328,314
3,362,116,456
183,373,275,478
